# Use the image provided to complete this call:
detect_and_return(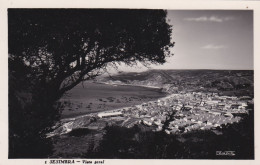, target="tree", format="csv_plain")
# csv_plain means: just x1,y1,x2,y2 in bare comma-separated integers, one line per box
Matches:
8,9,174,158
9,9,173,100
